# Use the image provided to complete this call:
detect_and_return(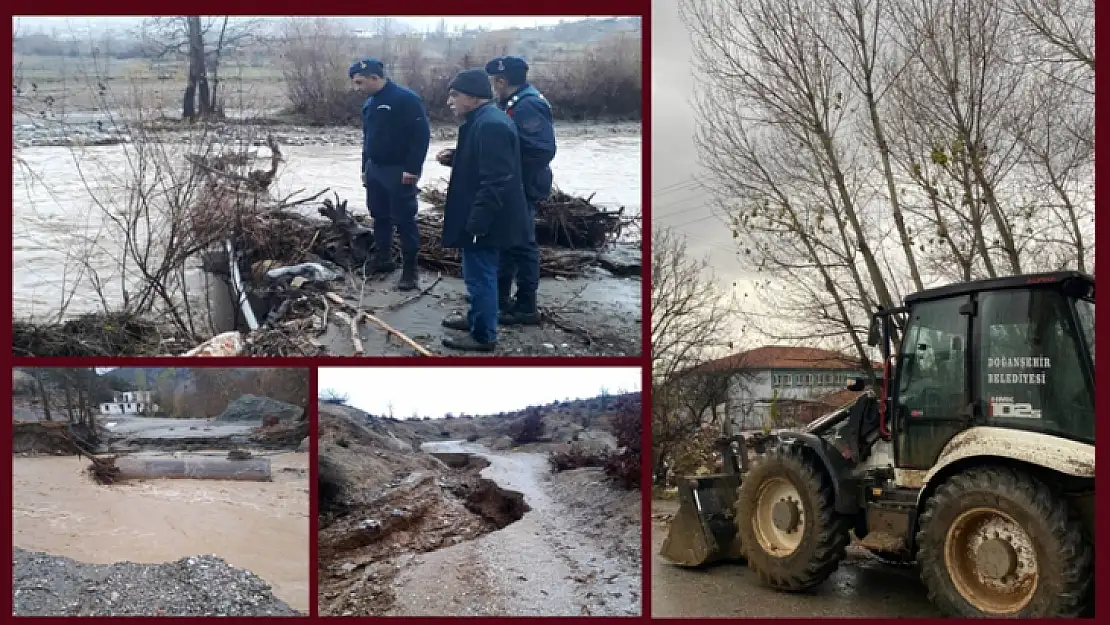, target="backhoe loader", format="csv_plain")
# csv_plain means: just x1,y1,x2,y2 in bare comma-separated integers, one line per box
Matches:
660,271,1094,617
